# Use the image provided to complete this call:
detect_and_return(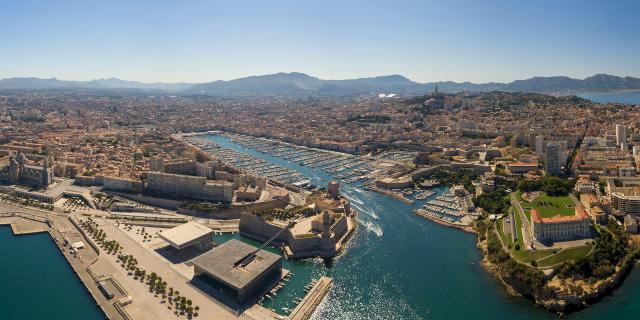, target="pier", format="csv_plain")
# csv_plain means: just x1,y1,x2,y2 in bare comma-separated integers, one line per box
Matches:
0,213,49,235
288,276,332,320
365,184,415,204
